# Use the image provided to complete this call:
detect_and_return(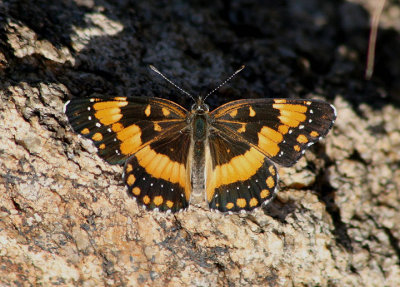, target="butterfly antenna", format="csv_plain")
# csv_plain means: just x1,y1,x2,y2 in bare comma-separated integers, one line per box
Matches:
204,65,245,101
150,65,195,101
